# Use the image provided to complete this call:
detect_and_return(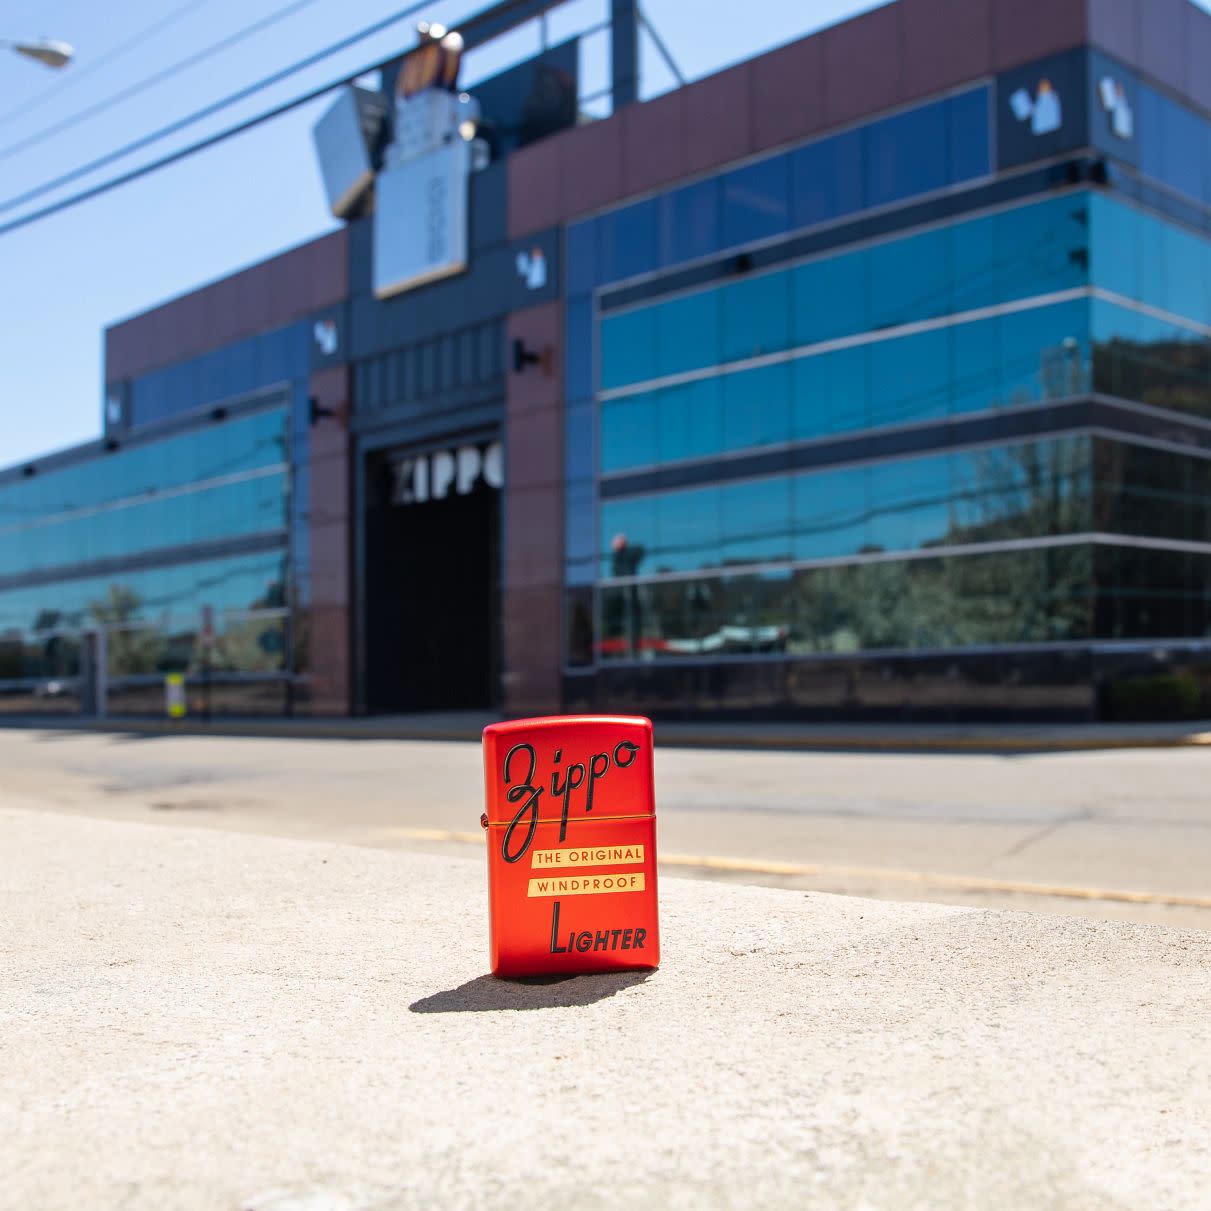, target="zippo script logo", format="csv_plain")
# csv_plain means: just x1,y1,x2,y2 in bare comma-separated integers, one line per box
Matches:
499,738,642,862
